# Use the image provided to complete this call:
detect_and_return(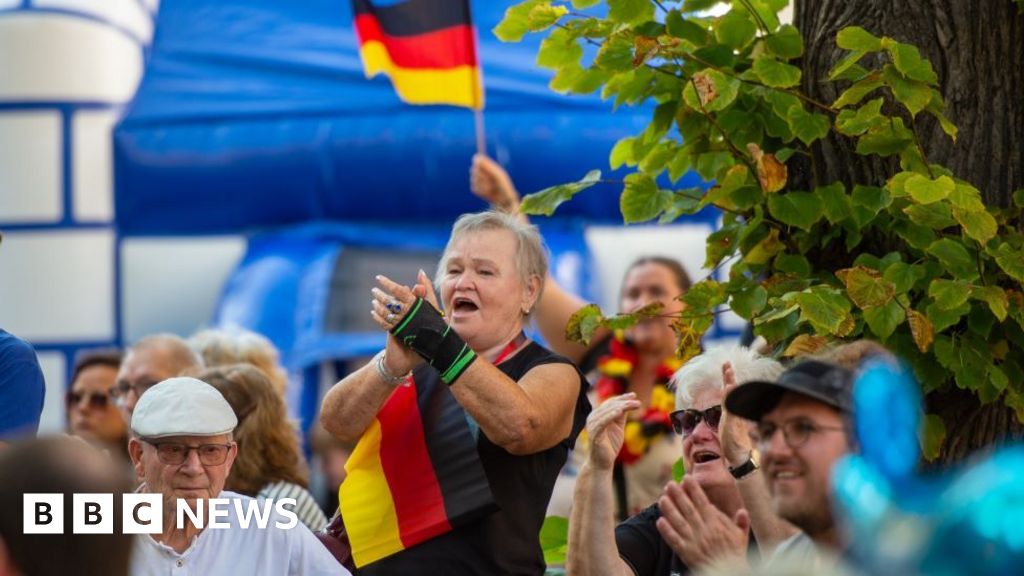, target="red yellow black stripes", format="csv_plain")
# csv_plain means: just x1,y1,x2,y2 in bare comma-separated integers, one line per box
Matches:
339,370,495,567
351,0,483,109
